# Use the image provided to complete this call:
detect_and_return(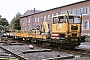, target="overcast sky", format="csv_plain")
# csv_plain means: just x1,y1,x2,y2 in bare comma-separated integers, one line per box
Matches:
0,0,84,23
